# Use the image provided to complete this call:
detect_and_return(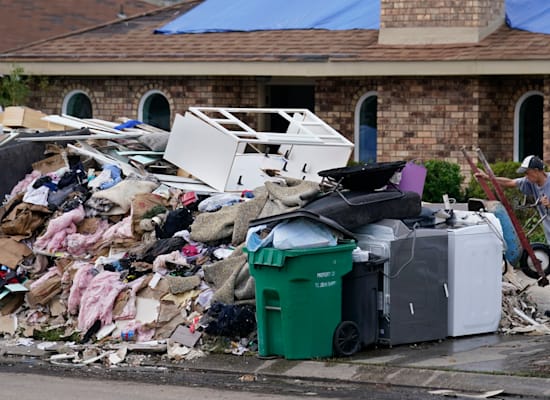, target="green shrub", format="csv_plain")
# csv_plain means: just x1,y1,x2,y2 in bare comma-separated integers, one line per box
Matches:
465,161,521,201
0,65,30,107
422,160,465,203
464,160,528,212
